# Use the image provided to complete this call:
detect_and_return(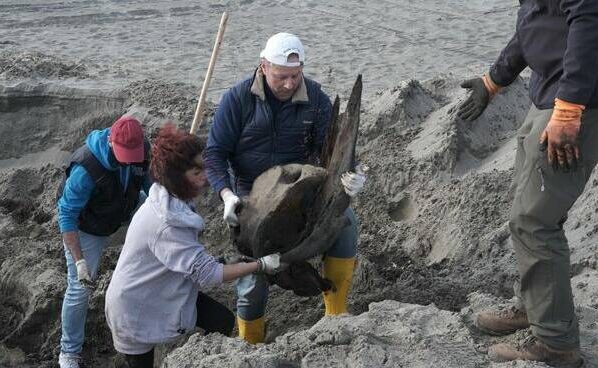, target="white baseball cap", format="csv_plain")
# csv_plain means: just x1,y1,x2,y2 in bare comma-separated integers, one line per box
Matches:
260,32,305,67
